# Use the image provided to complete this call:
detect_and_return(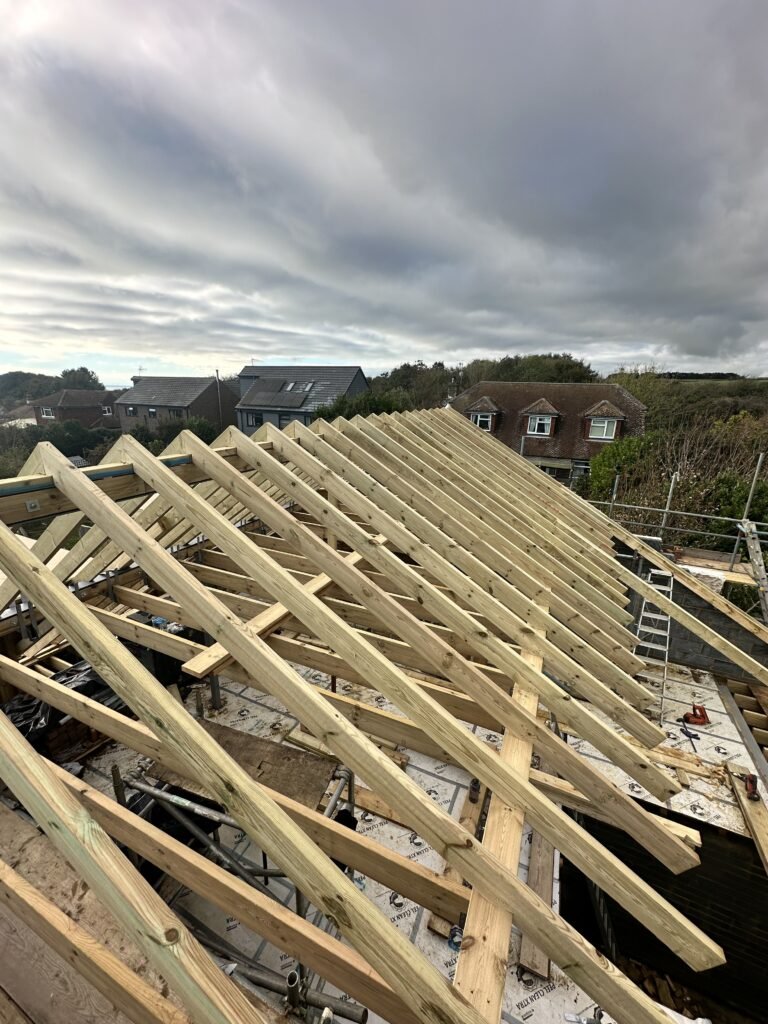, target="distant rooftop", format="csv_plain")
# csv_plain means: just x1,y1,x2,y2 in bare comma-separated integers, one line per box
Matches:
33,389,116,408
237,365,366,413
116,376,216,407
